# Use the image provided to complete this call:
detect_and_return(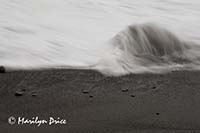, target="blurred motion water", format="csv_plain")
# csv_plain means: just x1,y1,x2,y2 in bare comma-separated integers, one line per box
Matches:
0,0,200,75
